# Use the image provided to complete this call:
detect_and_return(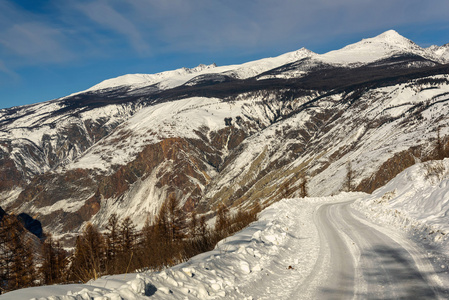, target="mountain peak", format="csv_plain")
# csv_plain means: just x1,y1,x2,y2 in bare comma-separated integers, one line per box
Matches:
348,29,418,52
369,29,417,48
375,29,405,40
318,30,423,65
189,63,218,73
